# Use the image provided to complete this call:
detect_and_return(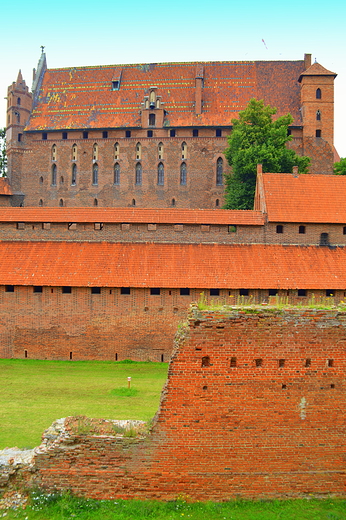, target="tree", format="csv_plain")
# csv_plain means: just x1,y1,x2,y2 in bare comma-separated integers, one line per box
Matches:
0,128,7,177
334,158,346,175
224,99,310,209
